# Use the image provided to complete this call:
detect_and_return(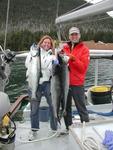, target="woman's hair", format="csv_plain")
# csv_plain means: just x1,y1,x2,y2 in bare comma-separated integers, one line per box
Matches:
38,35,55,54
